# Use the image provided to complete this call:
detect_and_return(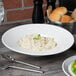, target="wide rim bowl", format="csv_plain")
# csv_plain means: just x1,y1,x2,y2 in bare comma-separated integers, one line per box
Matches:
1,24,74,56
